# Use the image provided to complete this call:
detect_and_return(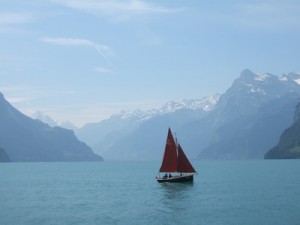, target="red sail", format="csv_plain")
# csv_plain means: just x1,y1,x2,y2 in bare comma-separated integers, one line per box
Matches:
177,144,196,173
159,128,178,172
